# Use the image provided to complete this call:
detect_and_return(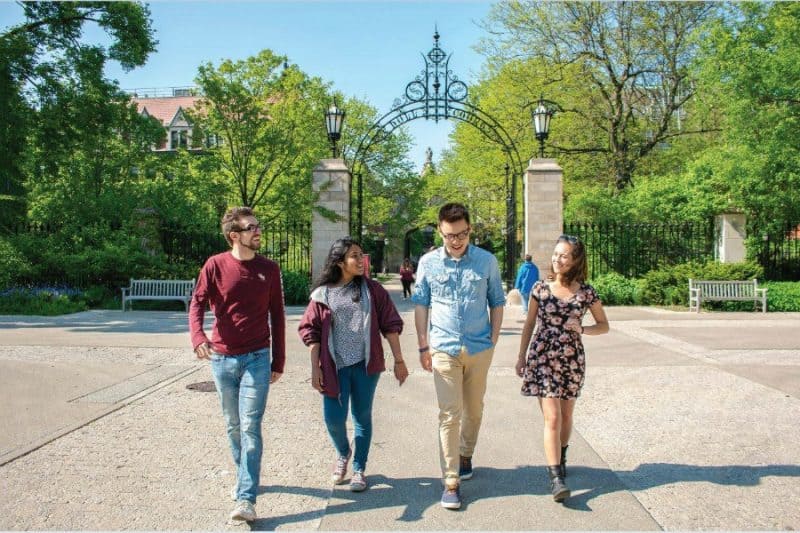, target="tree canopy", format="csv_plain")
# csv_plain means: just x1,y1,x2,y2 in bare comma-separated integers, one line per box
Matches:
480,0,719,189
